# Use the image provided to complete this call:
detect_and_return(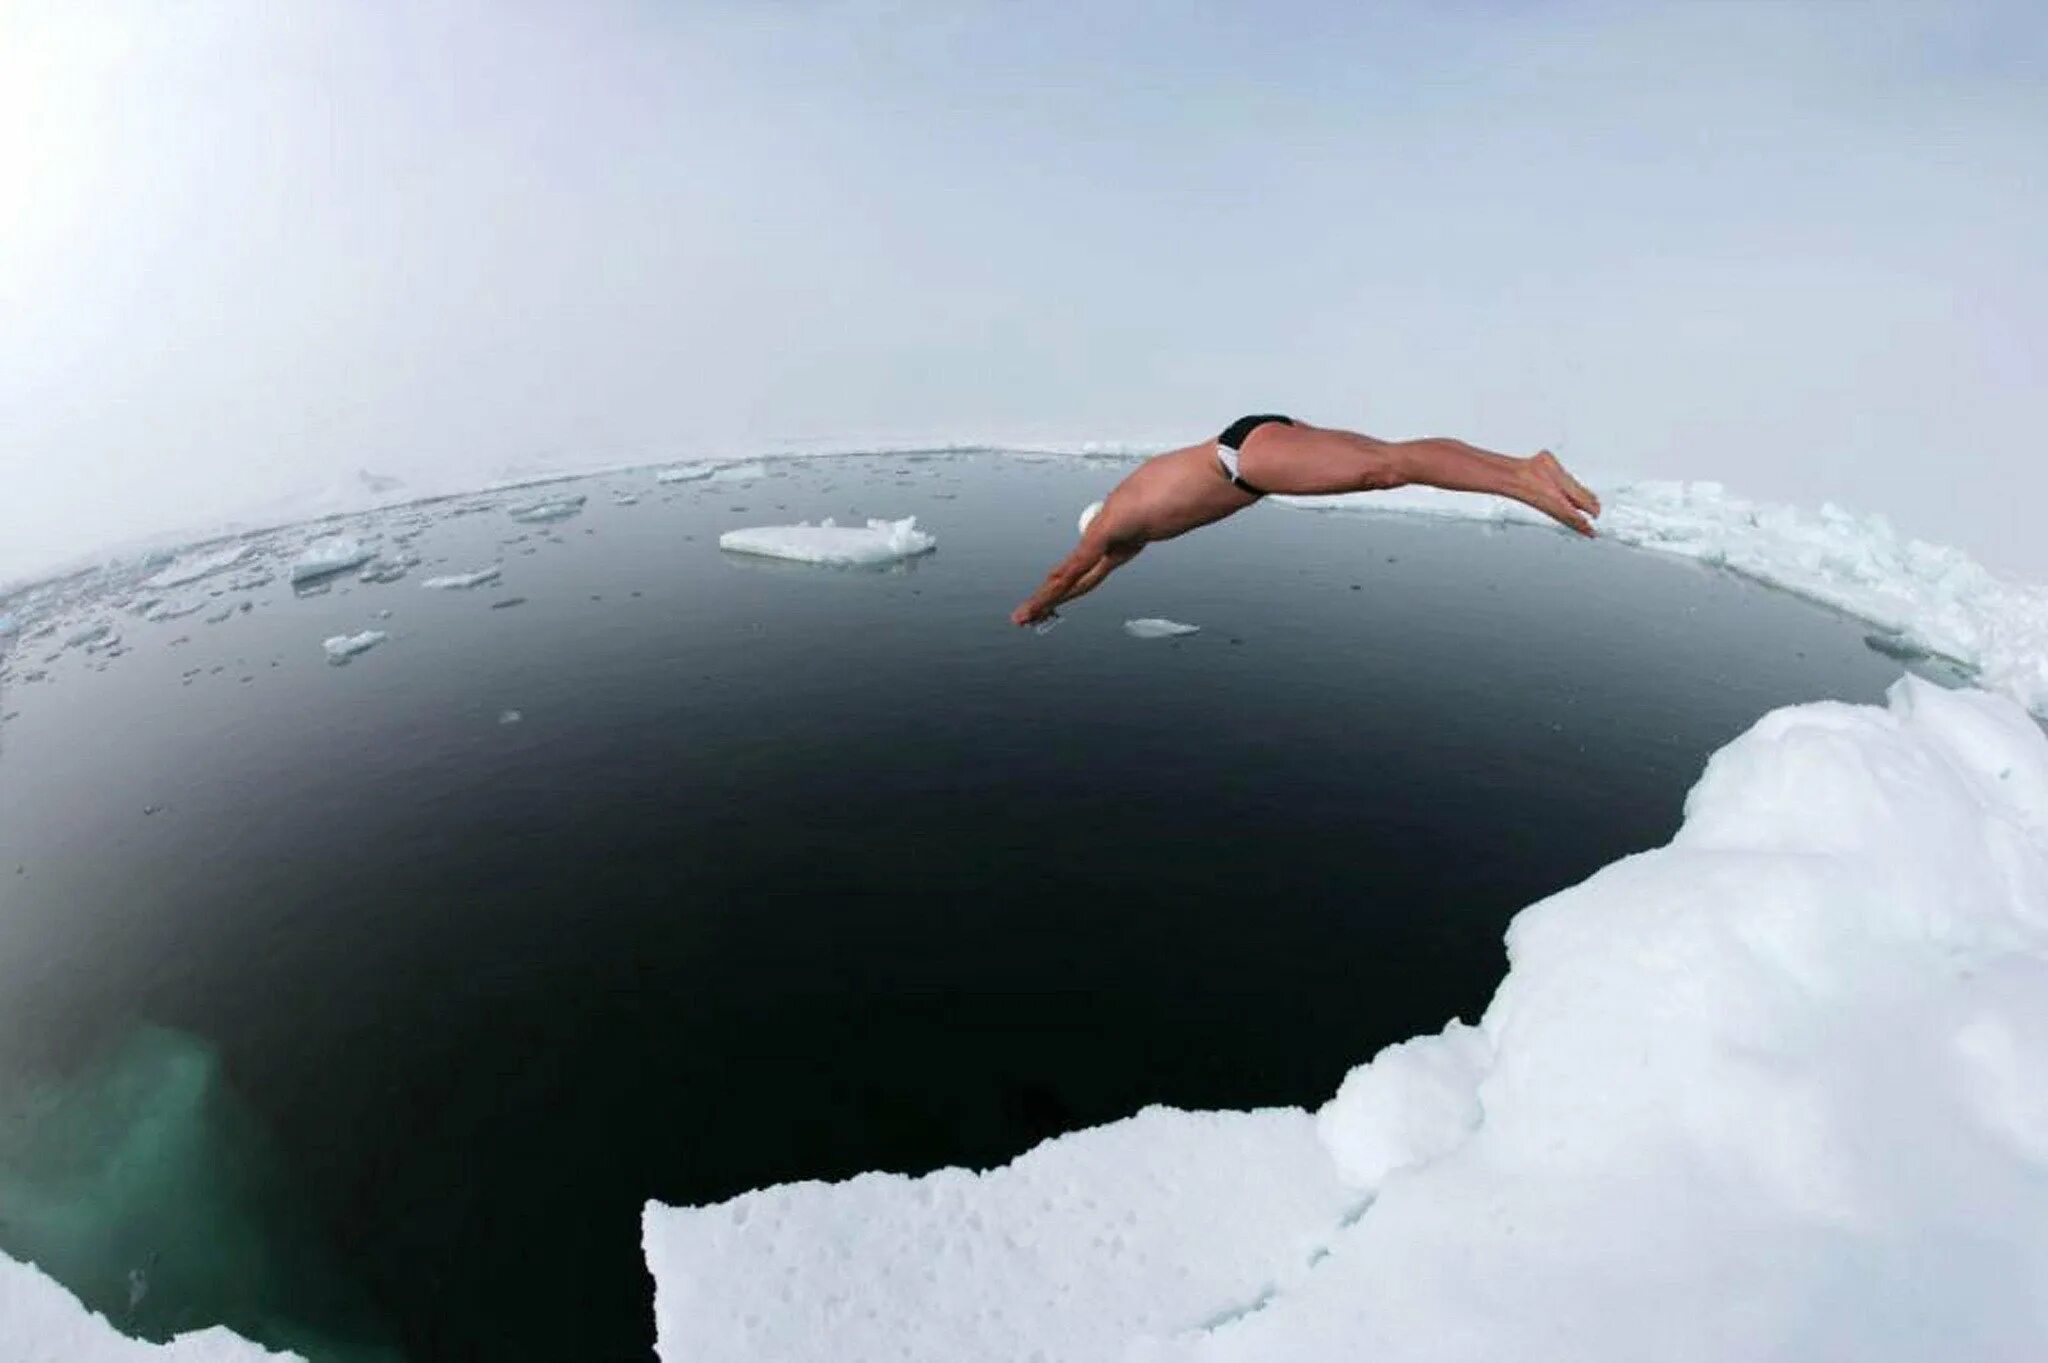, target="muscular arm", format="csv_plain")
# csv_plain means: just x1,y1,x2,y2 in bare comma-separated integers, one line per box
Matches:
1010,535,1143,626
